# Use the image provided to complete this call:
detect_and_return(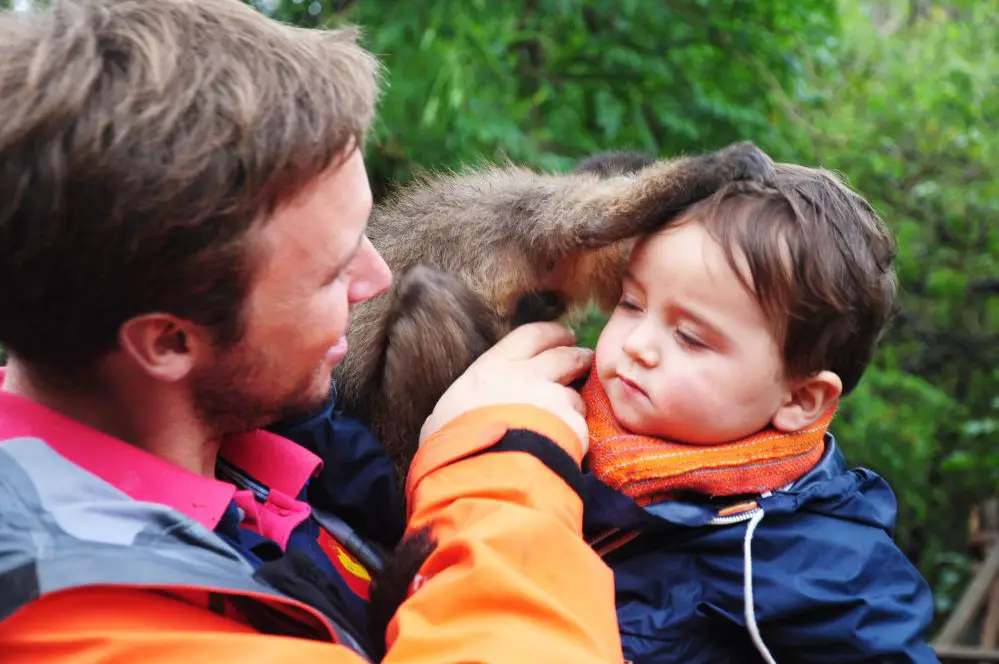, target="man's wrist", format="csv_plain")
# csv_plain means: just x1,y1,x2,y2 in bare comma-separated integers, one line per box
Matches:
407,404,584,502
